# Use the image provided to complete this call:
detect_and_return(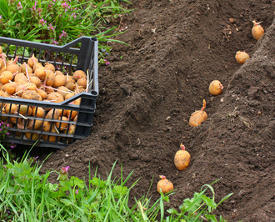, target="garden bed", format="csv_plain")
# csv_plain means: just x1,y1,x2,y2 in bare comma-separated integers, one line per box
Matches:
41,0,275,221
